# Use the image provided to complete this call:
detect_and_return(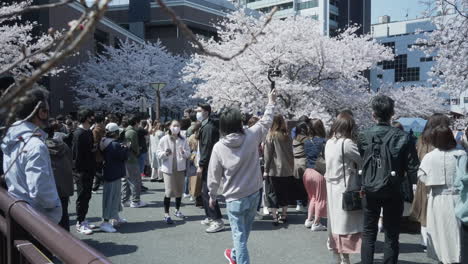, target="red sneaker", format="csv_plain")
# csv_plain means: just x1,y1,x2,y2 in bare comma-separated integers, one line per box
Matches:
224,249,236,264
